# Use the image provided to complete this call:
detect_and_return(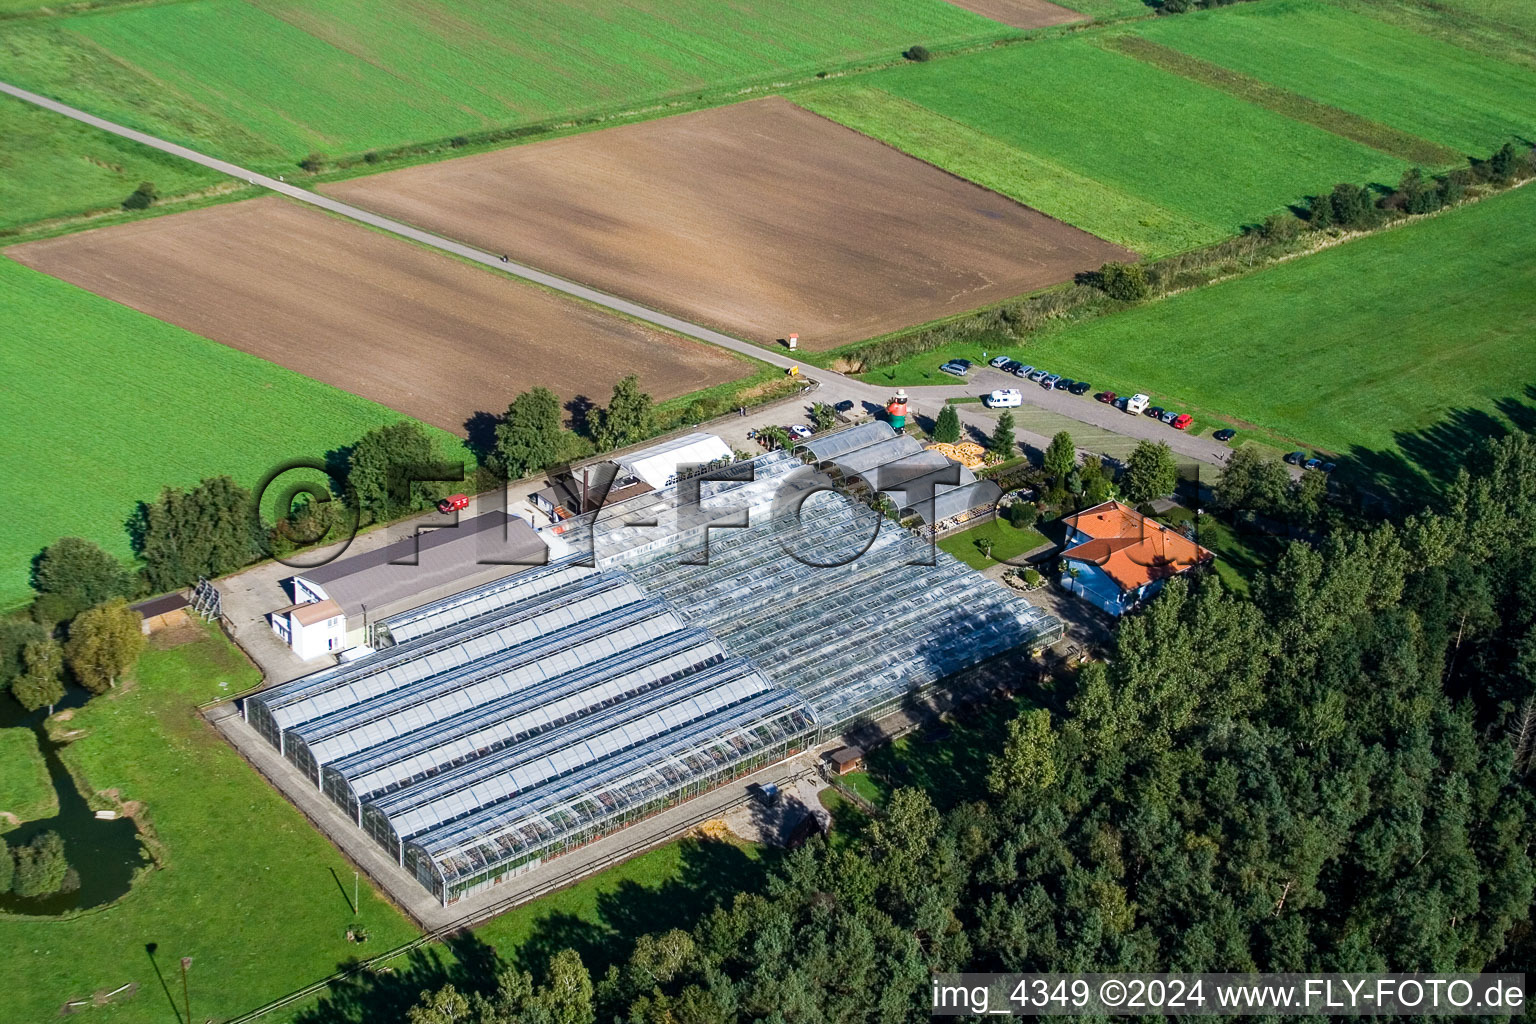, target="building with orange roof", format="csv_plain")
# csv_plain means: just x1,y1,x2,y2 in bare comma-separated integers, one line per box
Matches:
1058,500,1214,617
